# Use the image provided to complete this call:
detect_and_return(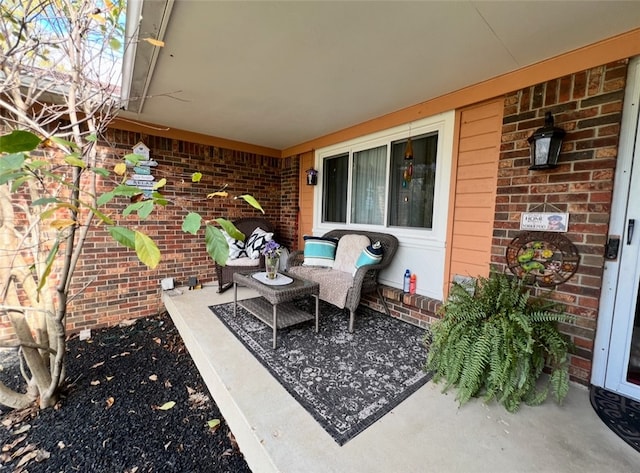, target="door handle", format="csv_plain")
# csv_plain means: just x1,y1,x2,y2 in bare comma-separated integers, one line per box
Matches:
628,219,635,245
